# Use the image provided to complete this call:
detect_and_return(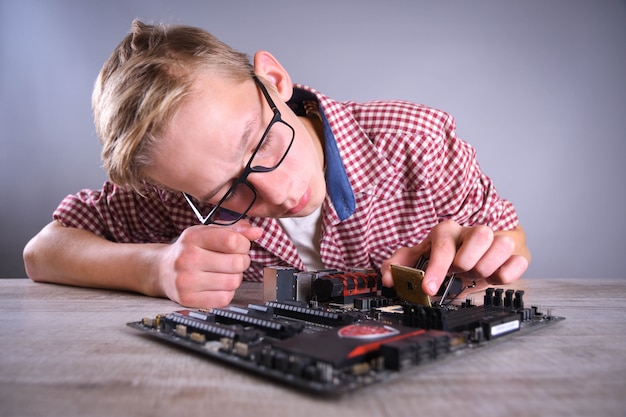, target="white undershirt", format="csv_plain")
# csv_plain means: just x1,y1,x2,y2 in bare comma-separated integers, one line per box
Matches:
277,206,324,270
